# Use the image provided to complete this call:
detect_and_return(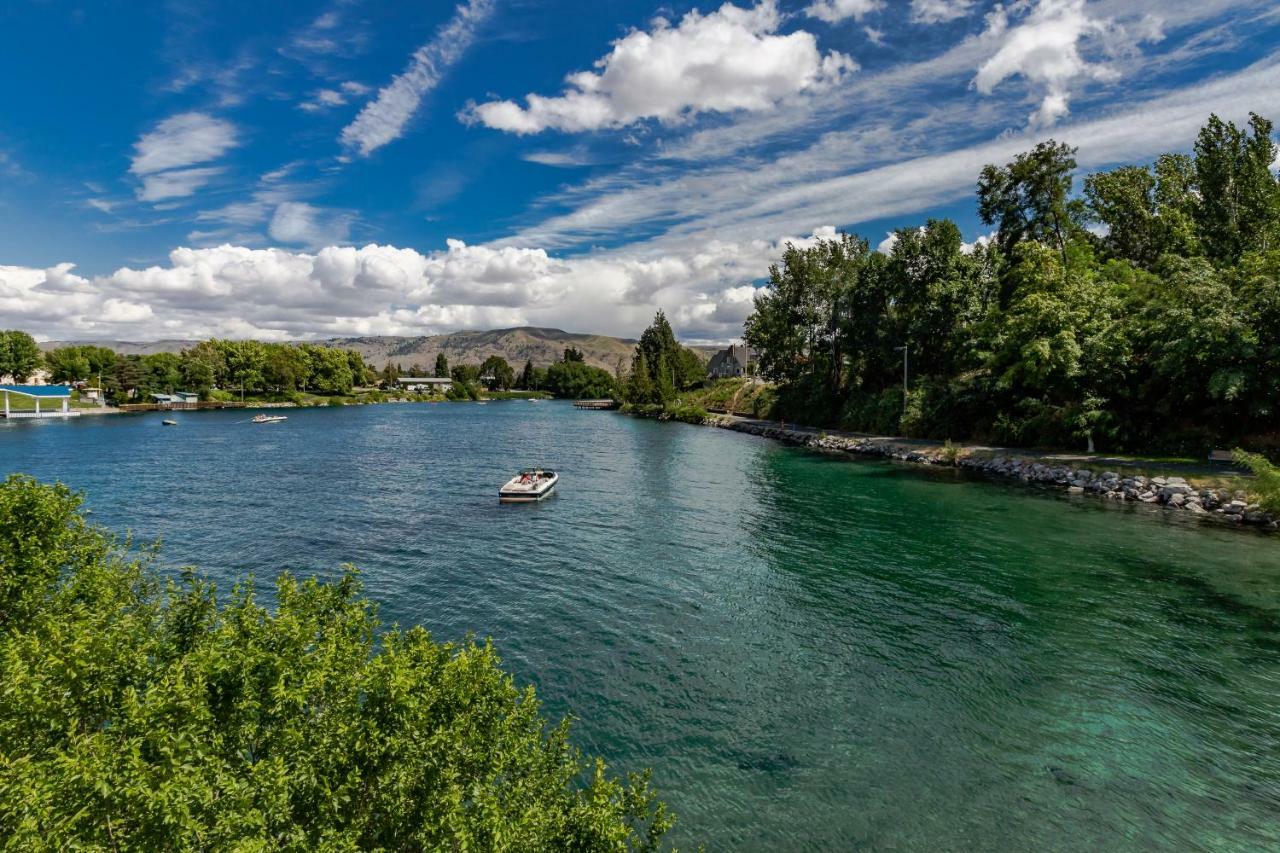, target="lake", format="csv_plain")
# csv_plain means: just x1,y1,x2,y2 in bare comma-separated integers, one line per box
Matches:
3,401,1279,849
